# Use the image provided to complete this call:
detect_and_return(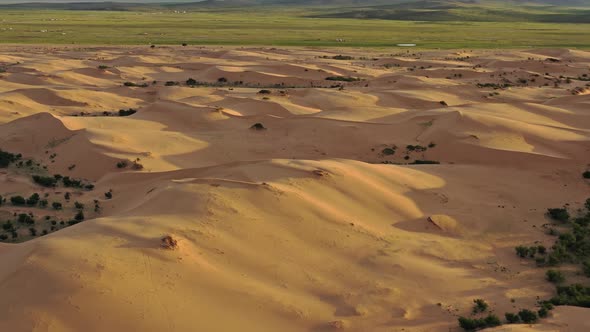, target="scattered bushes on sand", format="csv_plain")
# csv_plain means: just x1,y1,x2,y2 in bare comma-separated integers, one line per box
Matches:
476,83,512,89
331,55,354,60
0,150,21,168
165,81,179,86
